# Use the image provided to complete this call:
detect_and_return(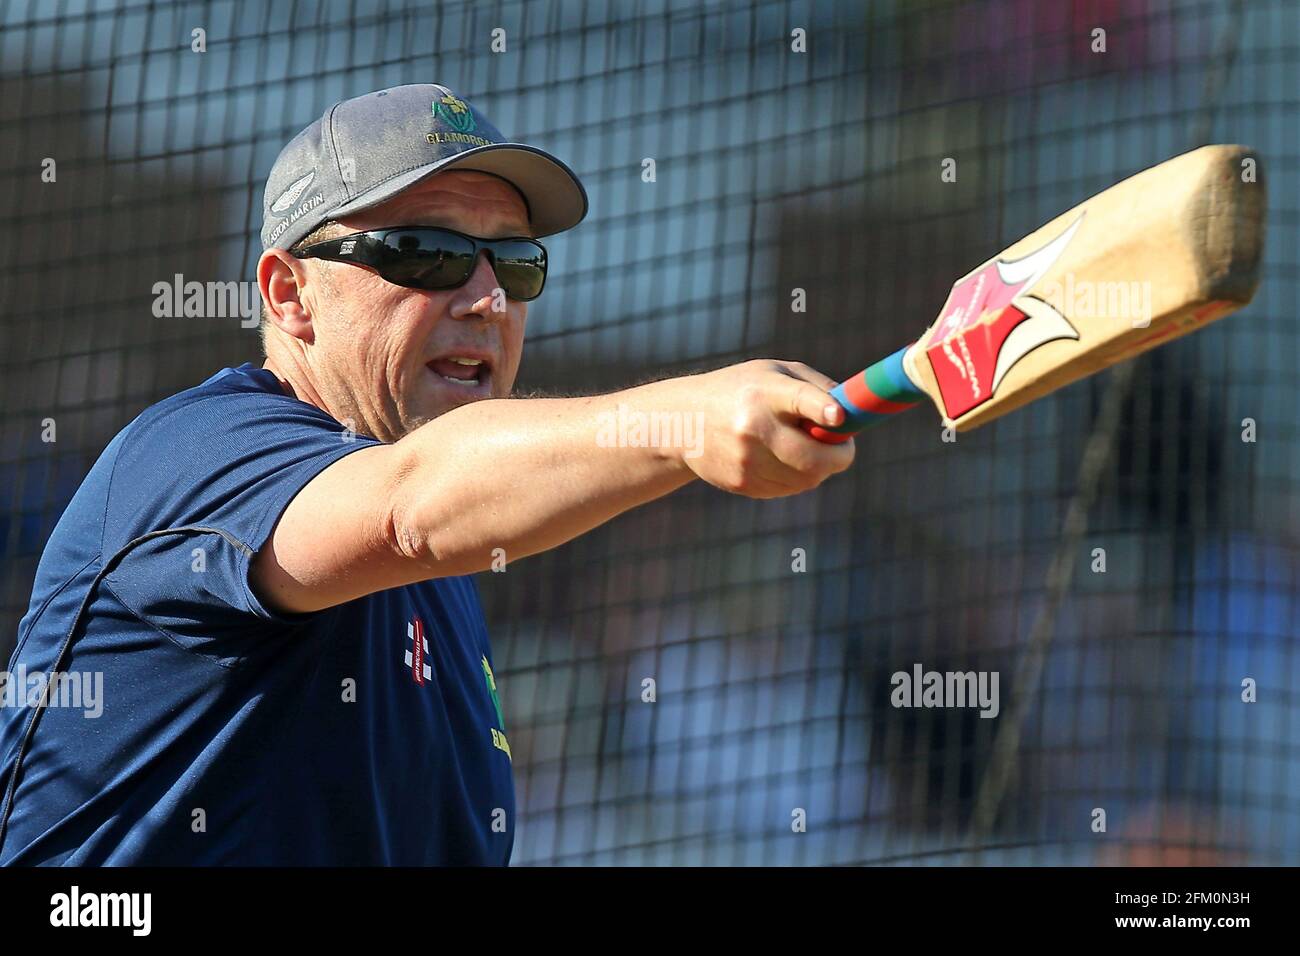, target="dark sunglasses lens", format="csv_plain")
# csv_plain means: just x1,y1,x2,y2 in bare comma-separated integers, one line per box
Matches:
490,240,547,301
378,229,477,289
